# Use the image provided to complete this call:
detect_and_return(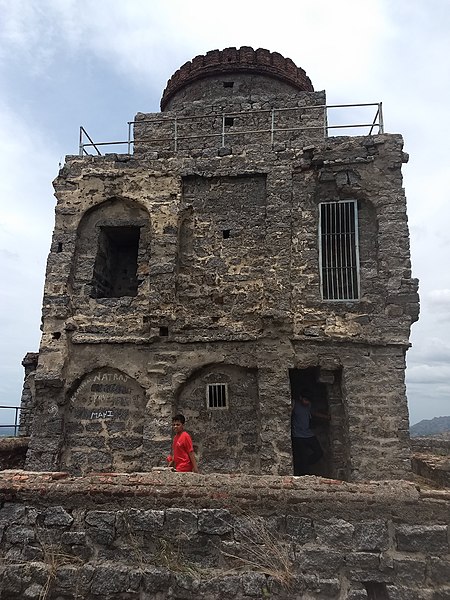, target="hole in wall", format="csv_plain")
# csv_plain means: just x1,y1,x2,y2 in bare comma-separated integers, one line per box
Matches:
223,81,234,87
52,332,62,340
363,582,389,600
224,117,234,127
91,225,140,299
159,326,169,337
222,229,231,239
56,242,63,253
